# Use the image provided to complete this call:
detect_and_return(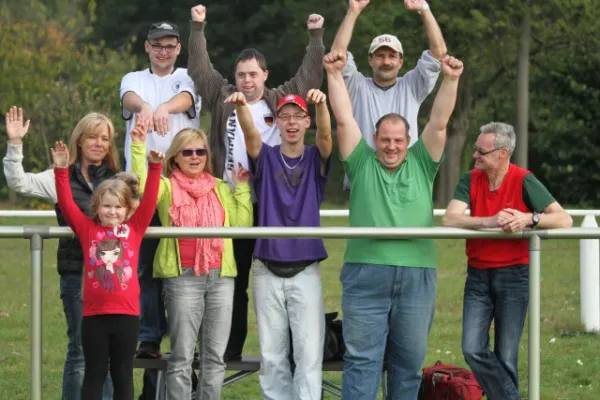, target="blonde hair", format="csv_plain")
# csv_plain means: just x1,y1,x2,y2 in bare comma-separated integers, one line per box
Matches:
67,113,120,172
112,172,140,199
89,179,135,223
163,128,213,177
